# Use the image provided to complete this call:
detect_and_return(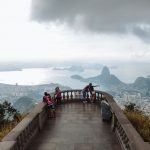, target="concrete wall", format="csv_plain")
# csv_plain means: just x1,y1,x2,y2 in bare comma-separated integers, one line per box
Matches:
0,90,149,150
0,102,47,150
